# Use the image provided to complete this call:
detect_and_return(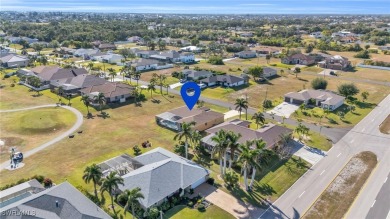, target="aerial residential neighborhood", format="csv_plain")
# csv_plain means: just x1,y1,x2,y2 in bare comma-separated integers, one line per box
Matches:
0,2,390,219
